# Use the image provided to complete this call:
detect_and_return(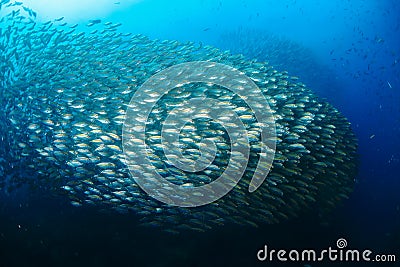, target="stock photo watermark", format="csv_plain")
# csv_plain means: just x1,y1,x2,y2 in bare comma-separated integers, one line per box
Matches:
257,238,397,263
122,61,276,207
